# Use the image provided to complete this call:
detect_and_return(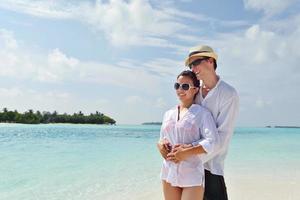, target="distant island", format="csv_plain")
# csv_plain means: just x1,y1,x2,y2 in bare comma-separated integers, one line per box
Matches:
142,122,162,125
266,126,300,128
0,108,116,125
